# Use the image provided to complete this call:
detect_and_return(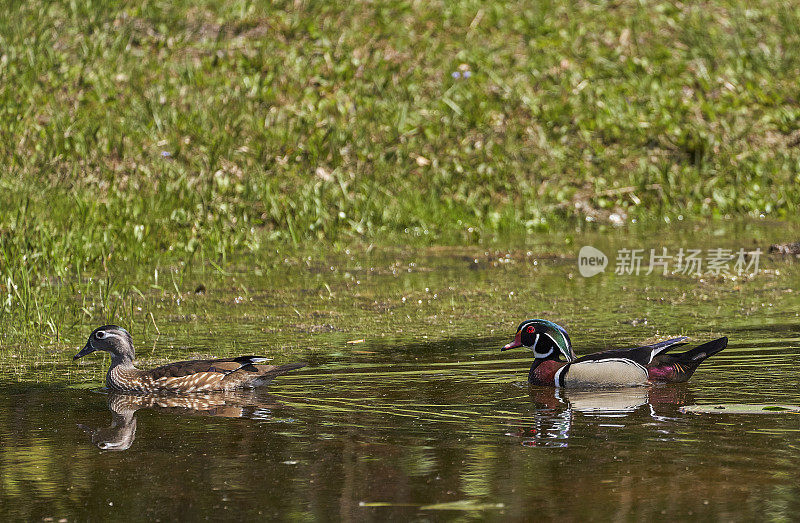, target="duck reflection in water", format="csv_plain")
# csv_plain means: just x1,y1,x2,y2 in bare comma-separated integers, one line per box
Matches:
78,390,284,451
510,385,693,448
